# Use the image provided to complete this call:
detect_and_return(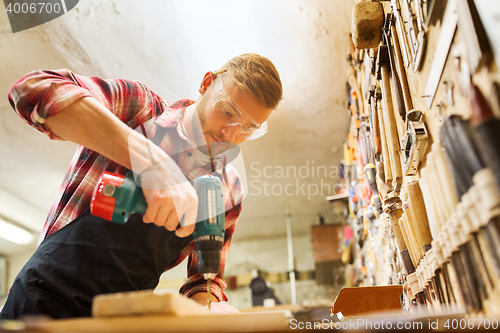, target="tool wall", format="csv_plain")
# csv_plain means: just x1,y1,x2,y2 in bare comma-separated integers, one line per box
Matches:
343,0,500,317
